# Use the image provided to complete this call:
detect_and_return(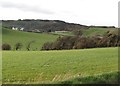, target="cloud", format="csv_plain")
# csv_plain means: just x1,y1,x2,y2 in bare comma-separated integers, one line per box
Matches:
0,1,54,14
